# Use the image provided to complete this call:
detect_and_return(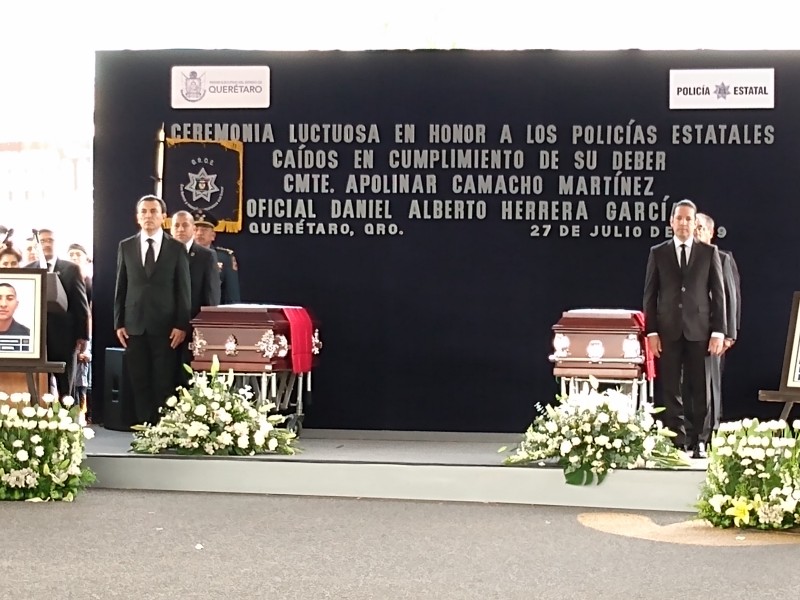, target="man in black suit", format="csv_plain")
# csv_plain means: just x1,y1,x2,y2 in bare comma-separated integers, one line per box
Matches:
643,199,726,458
114,195,191,425
170,210,221,385
30,228,90,398
696,213,741,433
